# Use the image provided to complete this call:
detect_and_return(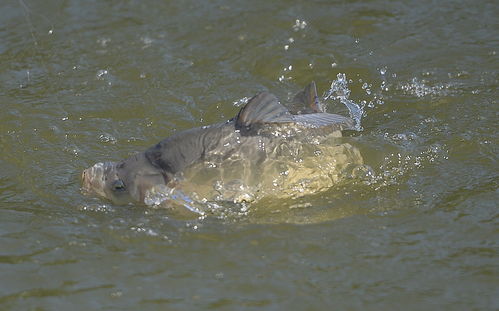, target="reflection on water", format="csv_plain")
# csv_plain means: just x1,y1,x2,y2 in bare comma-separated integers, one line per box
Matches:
0,0,497,309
